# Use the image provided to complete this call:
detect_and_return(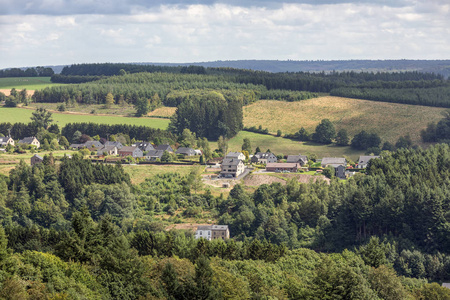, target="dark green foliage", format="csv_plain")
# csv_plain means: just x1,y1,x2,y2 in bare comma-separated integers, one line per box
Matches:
0,66,53,77
336,129,349,146
170,91,243,139
351,130,381,150
30,107,53,130
395,135,413,149
313,119,335,144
